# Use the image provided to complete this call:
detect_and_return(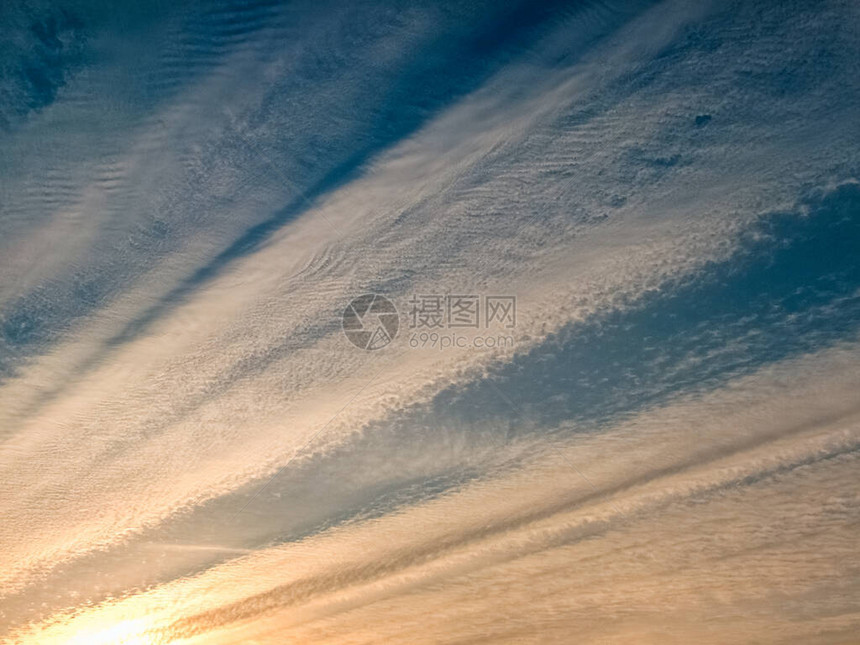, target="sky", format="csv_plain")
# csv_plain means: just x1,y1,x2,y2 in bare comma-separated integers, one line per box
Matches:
0,0,859,643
